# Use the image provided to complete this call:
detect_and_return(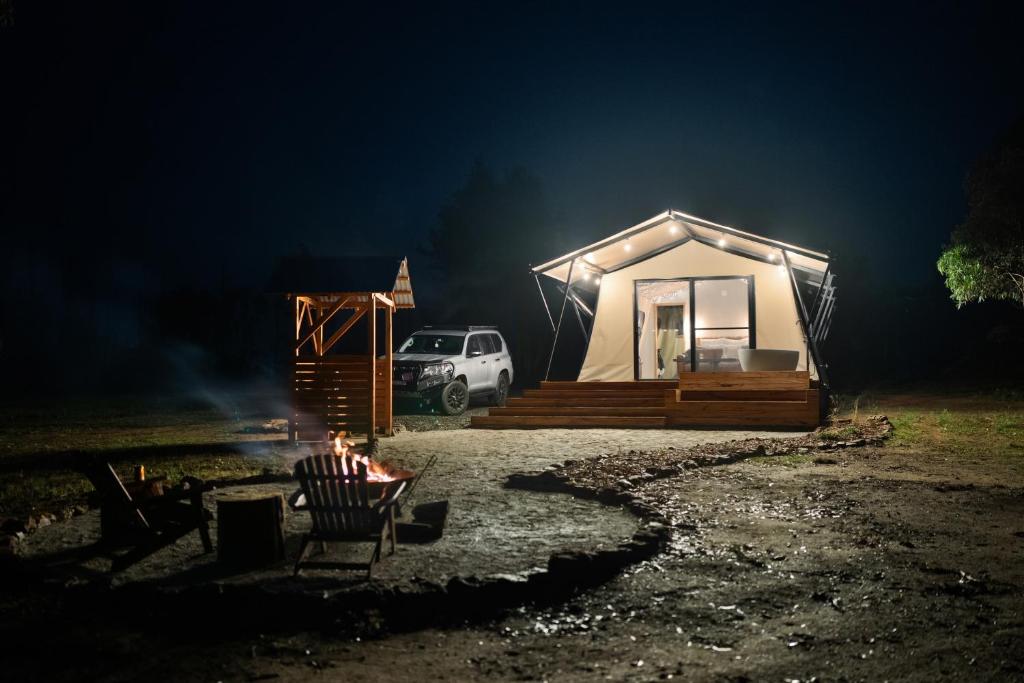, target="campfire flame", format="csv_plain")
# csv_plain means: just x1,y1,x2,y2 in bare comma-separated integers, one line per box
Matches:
332,436,394,482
